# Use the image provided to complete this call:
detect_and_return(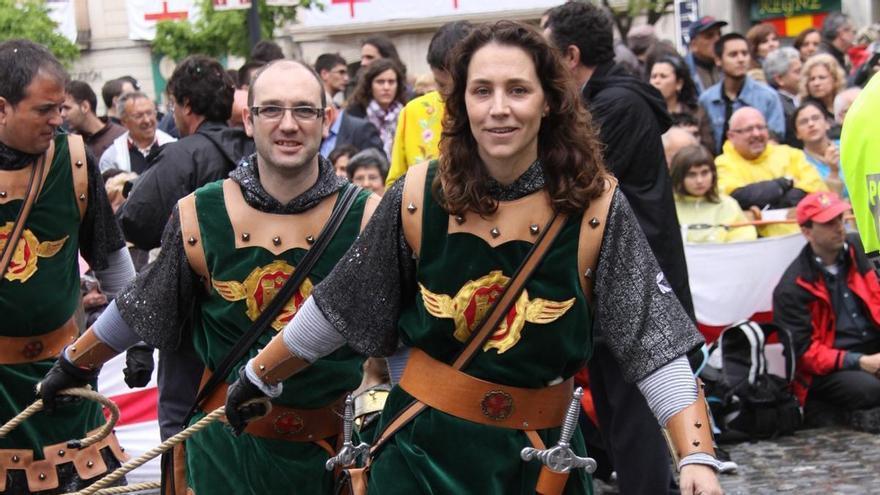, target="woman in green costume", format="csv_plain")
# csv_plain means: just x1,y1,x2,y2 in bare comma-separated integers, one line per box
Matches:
227,21,723,495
